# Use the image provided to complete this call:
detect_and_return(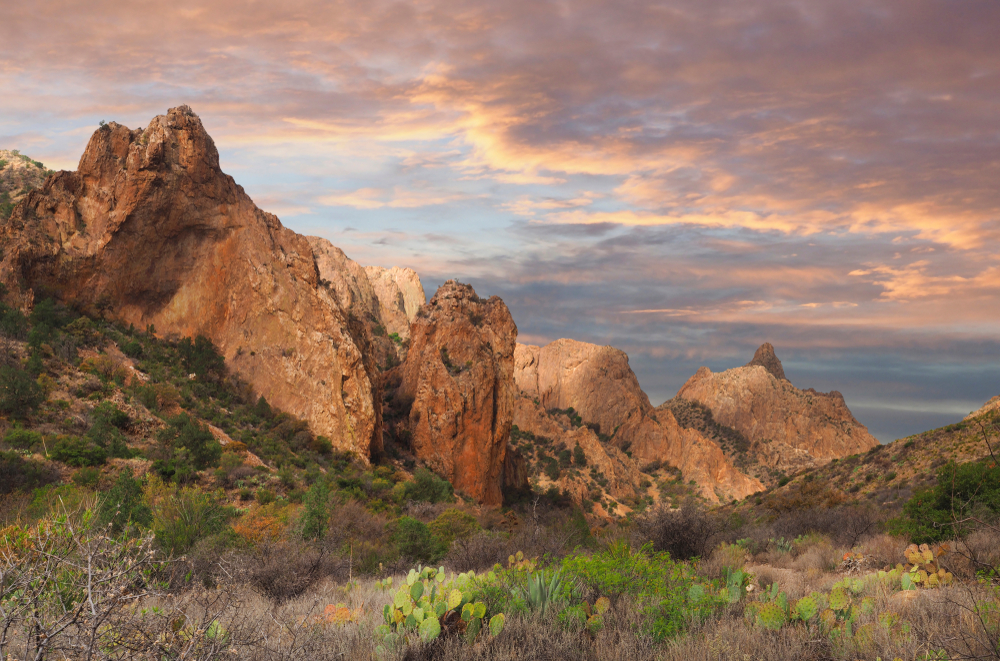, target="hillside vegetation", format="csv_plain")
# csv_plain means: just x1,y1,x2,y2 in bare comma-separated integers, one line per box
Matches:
2,293,1000,659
